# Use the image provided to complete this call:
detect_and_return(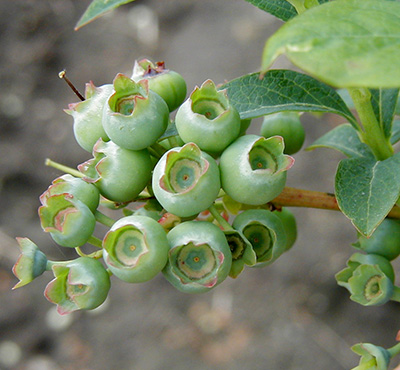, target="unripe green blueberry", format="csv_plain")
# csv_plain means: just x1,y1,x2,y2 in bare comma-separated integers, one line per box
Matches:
152,142,221,217
273,208,297,252
239,118,252,136
12,238,48,289
233,209,287,265
65,82,113,153
336,253,395,306
353,218,400,260
44,257,111,315
40,174,100,214
260,112,305,155
39,194,96,248
103,215,169,283
219,134,294,205
102,74,169,151
339,263,394,306
78,139,153,203
352,343,391,370
336,252,395,283
162,221,232,293
224,229,256,278
131,59,187,112
175,80,241,153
